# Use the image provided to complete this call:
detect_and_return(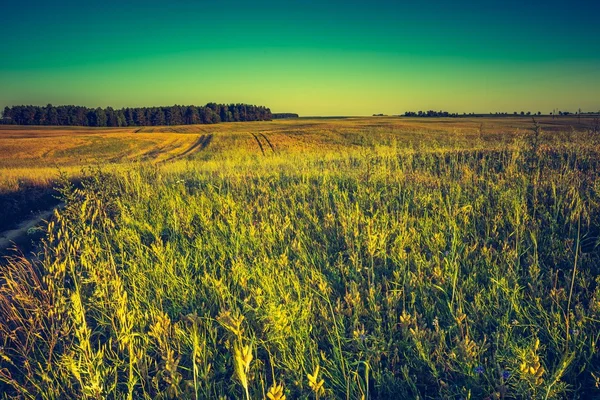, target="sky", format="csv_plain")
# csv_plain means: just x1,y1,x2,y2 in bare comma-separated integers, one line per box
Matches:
1,0,599,116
